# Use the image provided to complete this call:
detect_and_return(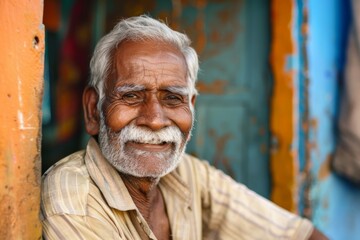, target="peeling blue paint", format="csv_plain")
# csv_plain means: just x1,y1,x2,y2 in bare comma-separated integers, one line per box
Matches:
294,0,307,217
307,0,360,239
285,54,300,71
